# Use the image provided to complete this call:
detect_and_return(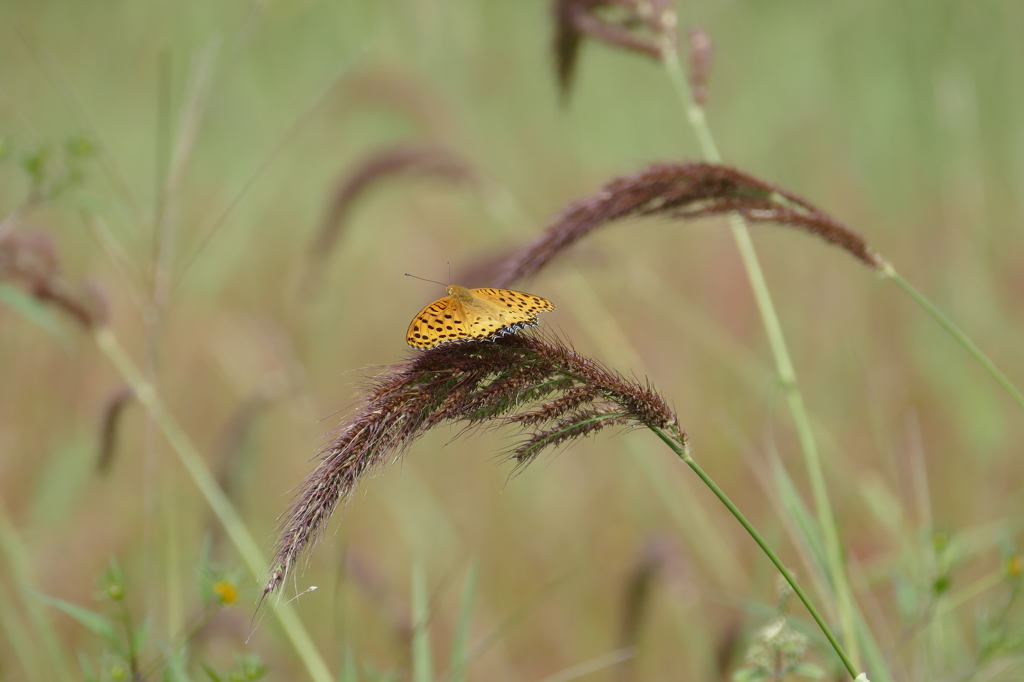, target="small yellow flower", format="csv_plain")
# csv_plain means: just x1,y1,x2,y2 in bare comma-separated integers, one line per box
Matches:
1007,555,1023,579
213,580,239,605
